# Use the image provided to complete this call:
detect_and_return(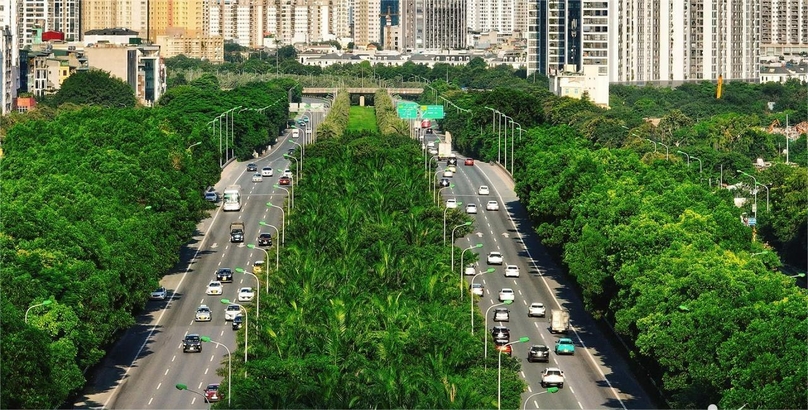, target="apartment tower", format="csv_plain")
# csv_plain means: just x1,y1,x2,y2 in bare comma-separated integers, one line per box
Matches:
401,0,467,50
15,0,80,47
760,0,808,55
353,0,381,48
81,0,149,38
470,0,515,34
